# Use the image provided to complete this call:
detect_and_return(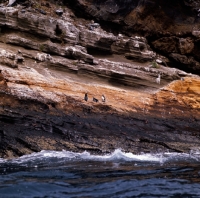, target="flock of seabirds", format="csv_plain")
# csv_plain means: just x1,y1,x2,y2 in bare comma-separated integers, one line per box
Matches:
5,1,187,107
83,75,185,103
84,93,106,103
5,0,185,105
83,74,162,103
